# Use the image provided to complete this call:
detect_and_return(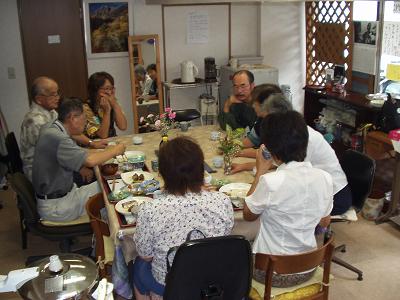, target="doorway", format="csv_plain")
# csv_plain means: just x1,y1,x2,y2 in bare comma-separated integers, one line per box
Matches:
18,0,88,101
